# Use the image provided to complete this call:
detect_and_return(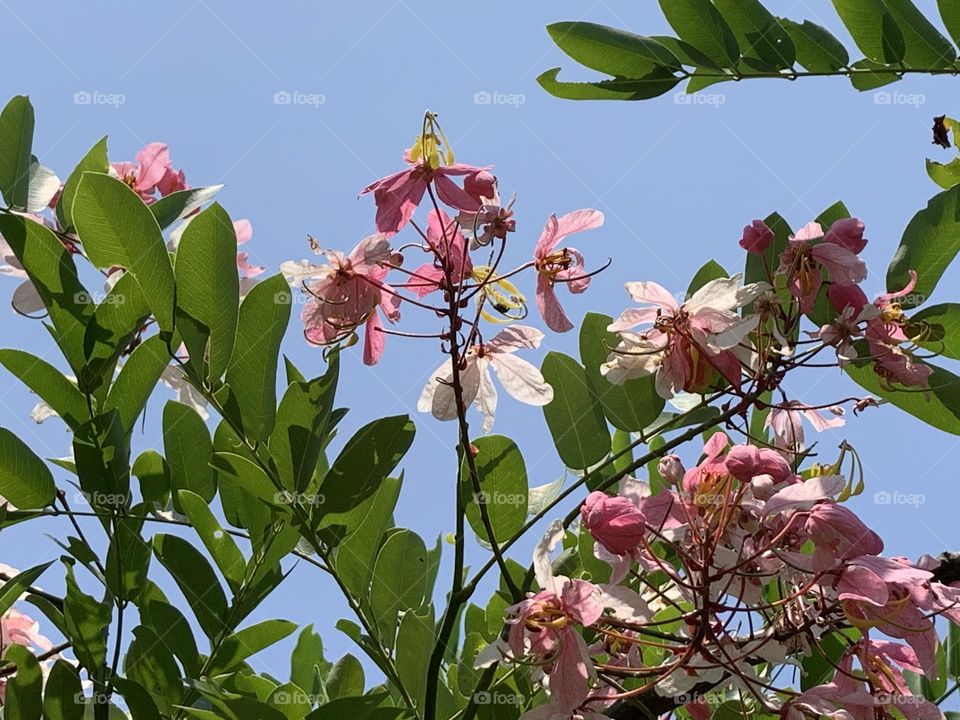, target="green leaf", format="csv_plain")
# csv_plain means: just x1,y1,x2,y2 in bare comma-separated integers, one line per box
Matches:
0,562,53,617
687,259,728,297
848,58,901,89
56,136,109,232
72,172,175,331
112,677,163,720
537,67,681,101
73,409,130,508
658,0,740,68
334,475,402,598
105,514,151,601
460,435,528,545
846,356,960,434
150,184,223,230
927,157,960,190
178,490,245,593
712,0,796,69
225,274,292,441
779,18,850,71
546,22,681,76
0,428,55,508
911,303,960,359
0,95,35,210
887,185,960,308
212,619,298,674
153,533,228,639
81,271,151,393
163,400,215,513
63,560,112,673
123,626,181,717
269,356,339,493
883,0,956,67
326,653,365,698
831,0,905,64
43,660,85,720
0,214,94,376
369,529,429,648
138,598,201,676
291,625,330,700
940,0,960,47
3,644,42,720
579,313,665,432
541,351,610,469
174,202,240,381
104,334,170,431
395,608,435,707
0,349,89,429
318,415,415,519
